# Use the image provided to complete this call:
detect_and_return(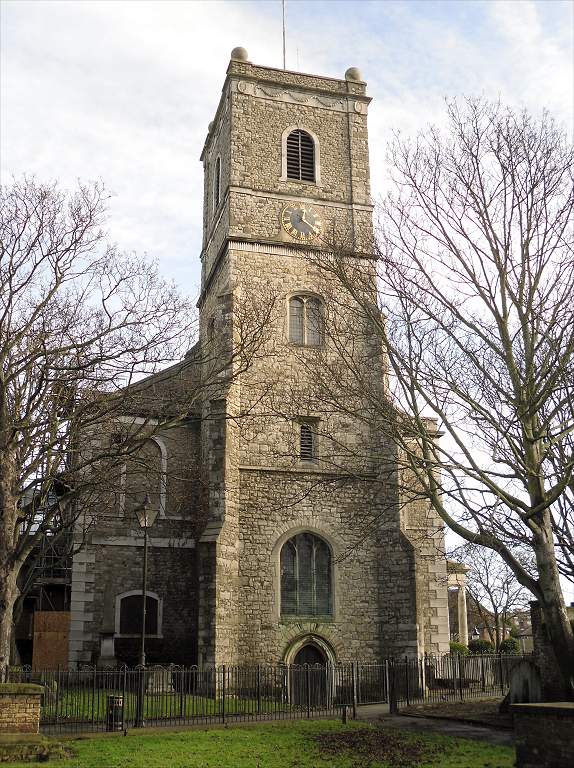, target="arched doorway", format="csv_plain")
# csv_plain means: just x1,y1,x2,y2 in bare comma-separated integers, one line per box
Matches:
293,643,326,666
290,643,328,707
